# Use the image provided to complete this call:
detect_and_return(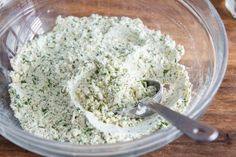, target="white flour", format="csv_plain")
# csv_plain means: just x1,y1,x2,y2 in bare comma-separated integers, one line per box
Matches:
9,14,191,144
